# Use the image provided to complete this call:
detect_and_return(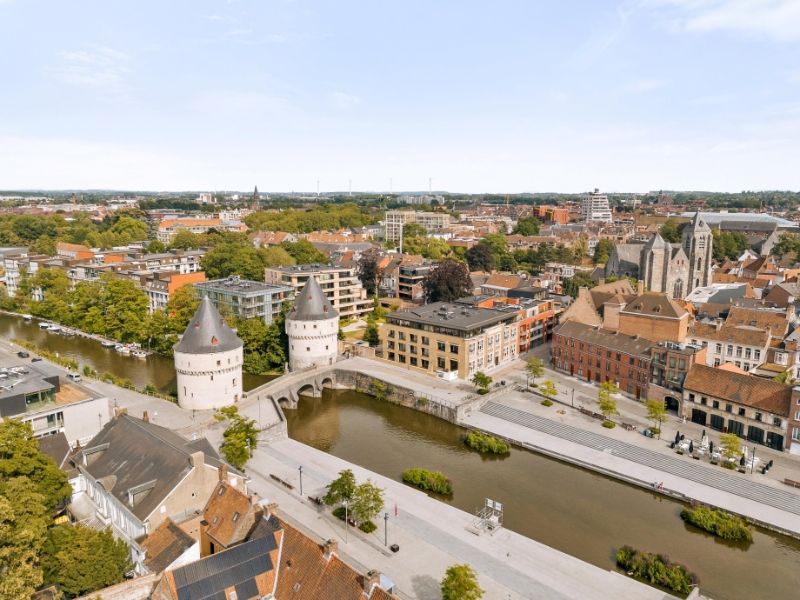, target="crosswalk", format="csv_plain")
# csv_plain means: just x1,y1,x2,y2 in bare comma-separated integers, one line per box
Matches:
481,401,800,517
